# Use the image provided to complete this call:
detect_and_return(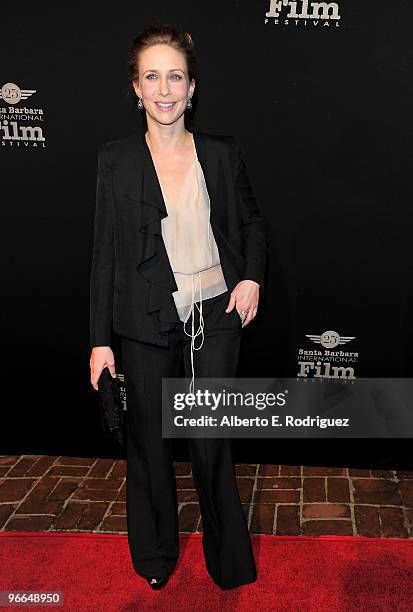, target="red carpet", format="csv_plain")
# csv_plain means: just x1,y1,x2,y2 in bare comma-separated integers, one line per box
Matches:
0,532,412,611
